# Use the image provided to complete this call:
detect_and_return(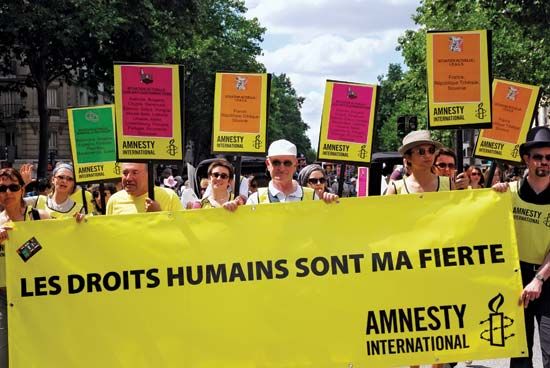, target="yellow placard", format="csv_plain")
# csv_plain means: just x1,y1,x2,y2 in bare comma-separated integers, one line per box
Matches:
67,105,120,183
114,64,183,161
426,30,492,129
475,79,541,163
318,80,378,164
212,72,269,154
6,190,526,367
